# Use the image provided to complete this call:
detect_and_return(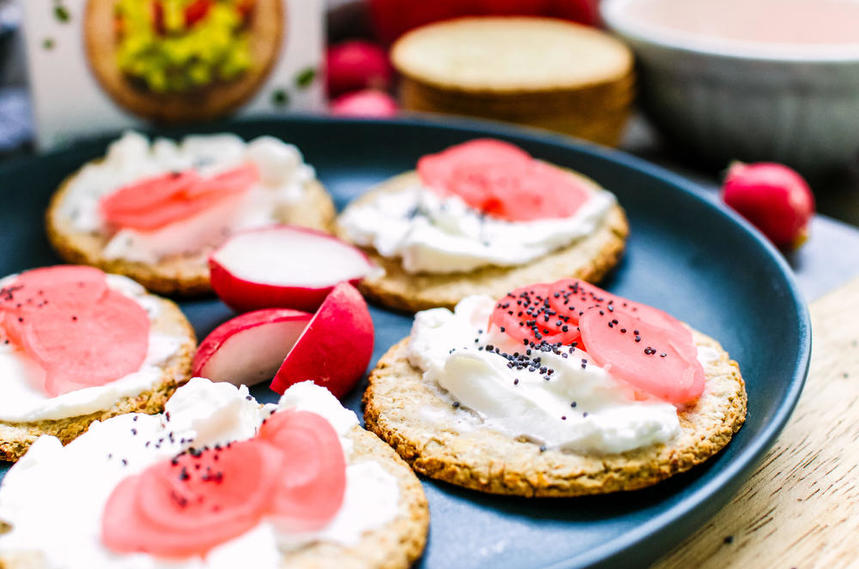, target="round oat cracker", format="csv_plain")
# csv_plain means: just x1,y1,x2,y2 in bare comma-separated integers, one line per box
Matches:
364,331,747,498
0,290,196,462
46,162,336,296
335,170,629,313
